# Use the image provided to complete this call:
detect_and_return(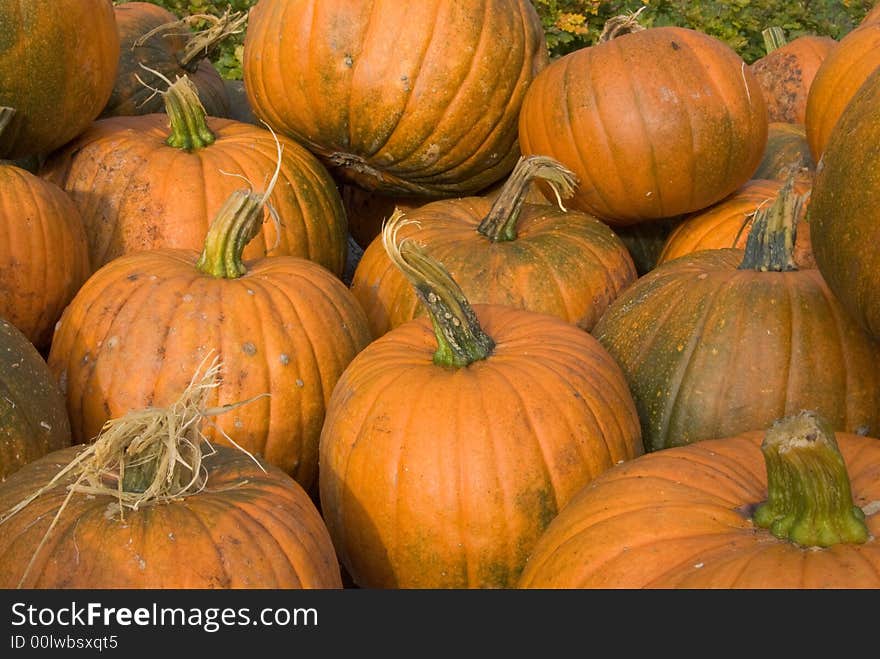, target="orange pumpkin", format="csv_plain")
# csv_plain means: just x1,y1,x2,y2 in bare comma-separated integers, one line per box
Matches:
102,1,237,119
0,364,342,588
518,24,767,225
657,177,813,266
0,141,90,350
805,21,880,162
749,31,837,125
242,0,549,197
41,76,347,276
519,411,880,588
0,0,119,159
319,211,643,588
351,156,637,338
47,183,372,492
